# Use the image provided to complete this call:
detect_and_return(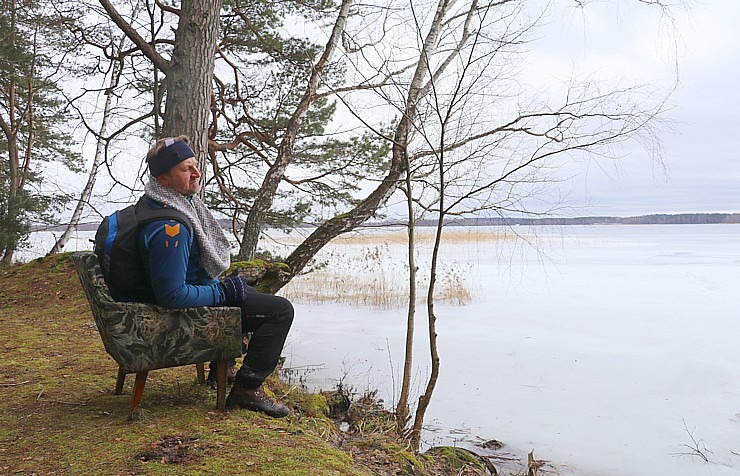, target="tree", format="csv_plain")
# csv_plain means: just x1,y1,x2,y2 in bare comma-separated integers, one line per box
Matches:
80,0,390,257
313,0,672,450
58,0,674,454
229,0,354,259
48,34,127,256
98,0,221,179
0,0,82,265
